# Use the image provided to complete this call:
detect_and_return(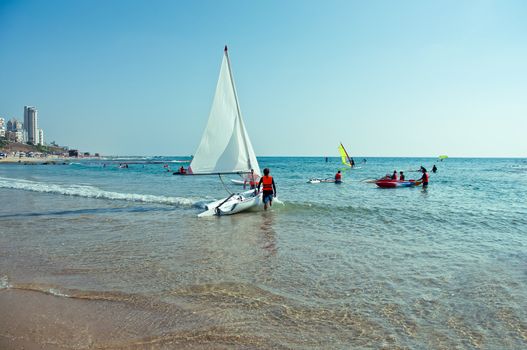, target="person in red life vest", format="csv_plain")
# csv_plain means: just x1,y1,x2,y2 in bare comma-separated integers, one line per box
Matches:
335,170,342,183
420,166,429,187
390,170,398,180
257,168,277,210
399,171,405,181
179,166,186,175
244,169,259,189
